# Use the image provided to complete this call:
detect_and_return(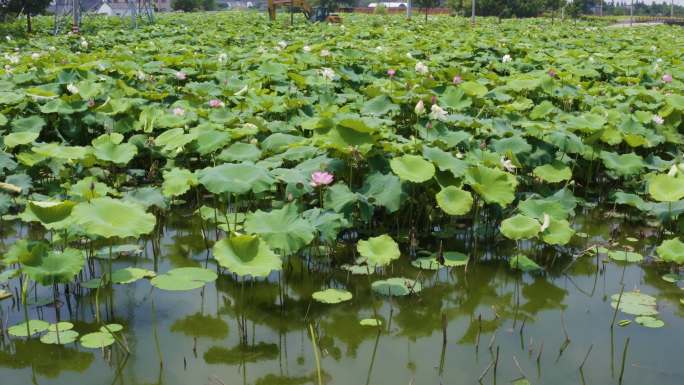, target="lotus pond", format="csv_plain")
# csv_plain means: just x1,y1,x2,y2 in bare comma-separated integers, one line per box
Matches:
0,11,683,385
